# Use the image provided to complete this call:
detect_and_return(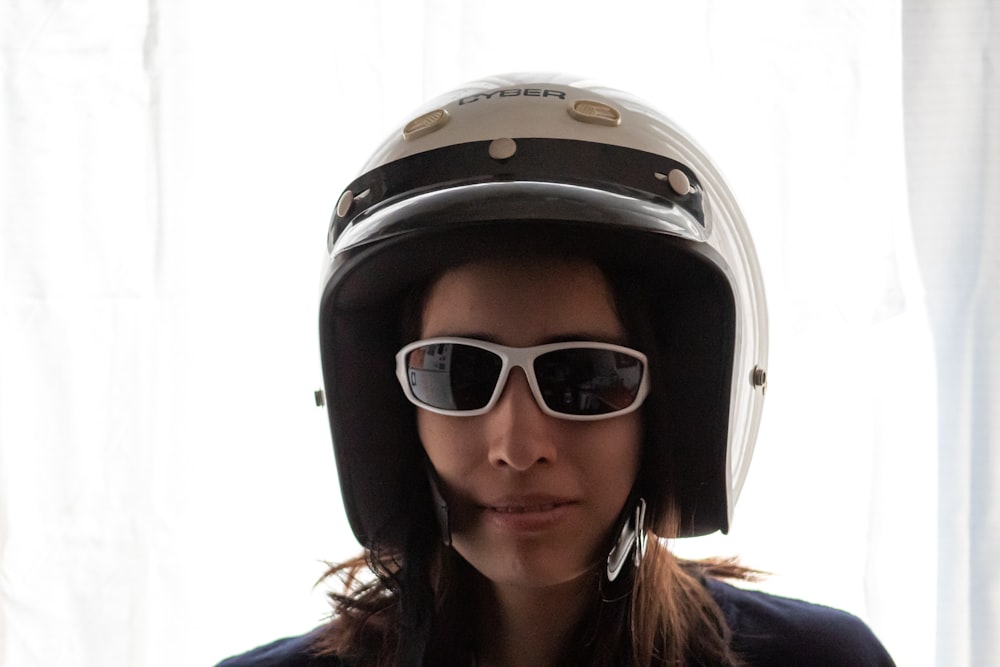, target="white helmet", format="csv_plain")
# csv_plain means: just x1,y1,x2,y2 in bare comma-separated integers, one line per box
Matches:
319,73,768,547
